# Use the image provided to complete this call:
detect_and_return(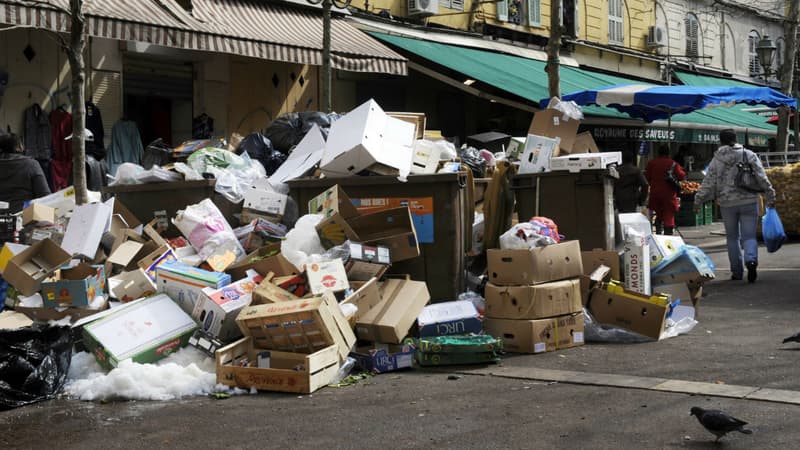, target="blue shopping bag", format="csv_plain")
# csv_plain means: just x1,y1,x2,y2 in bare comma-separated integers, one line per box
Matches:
762,207,787,253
